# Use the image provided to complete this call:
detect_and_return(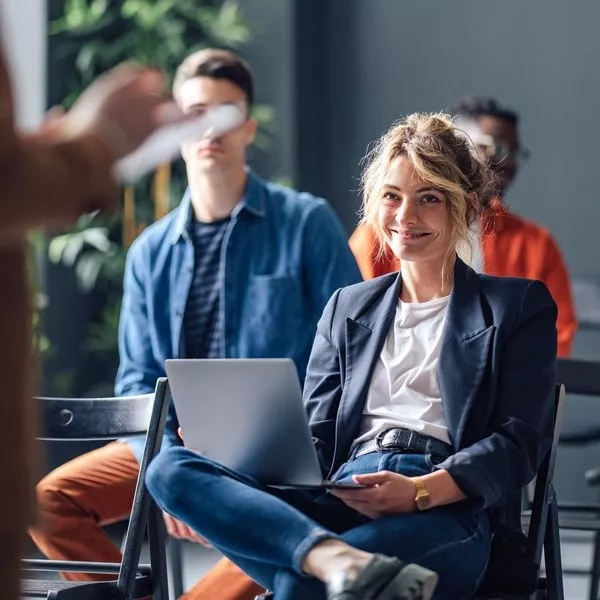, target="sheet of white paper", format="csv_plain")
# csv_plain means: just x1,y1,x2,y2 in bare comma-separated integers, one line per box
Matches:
113,103,245,183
